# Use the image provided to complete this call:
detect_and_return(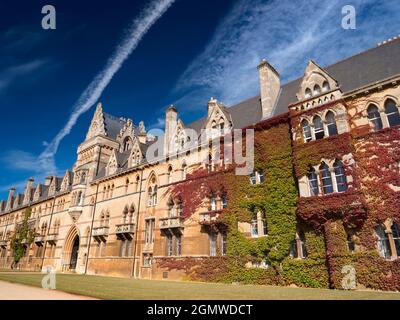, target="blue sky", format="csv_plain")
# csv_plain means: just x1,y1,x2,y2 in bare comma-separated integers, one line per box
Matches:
1,0,400,199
